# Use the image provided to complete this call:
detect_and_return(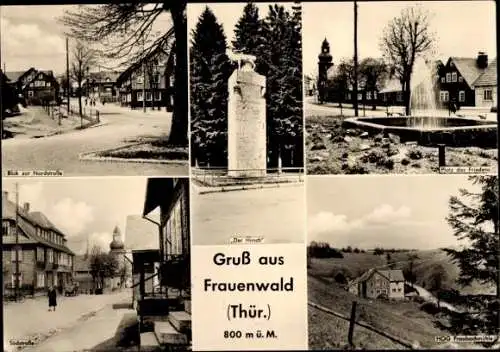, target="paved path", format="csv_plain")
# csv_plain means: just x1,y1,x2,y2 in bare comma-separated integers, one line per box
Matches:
22,296,135,352
2,102,188,176
191,185,305,246
3,291,132,352
406,282,462,313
